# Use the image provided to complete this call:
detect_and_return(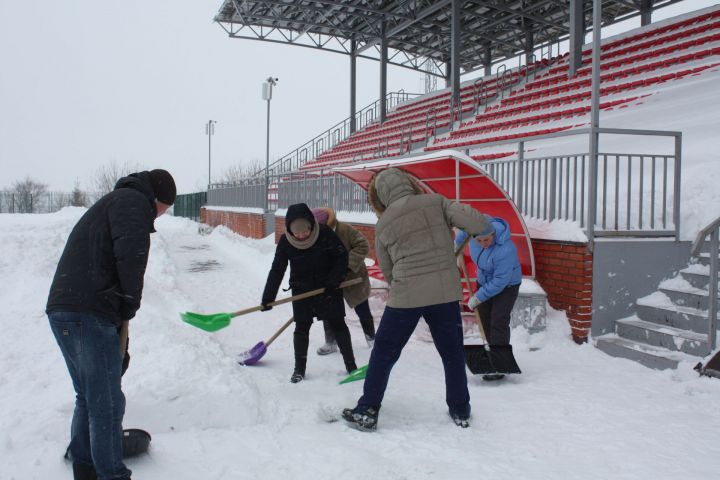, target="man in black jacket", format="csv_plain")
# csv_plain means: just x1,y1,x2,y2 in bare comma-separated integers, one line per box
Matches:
47,169,175,480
